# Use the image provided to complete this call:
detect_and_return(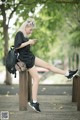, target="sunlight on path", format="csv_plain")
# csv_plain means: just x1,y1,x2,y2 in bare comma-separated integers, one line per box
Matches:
0,71,72,85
